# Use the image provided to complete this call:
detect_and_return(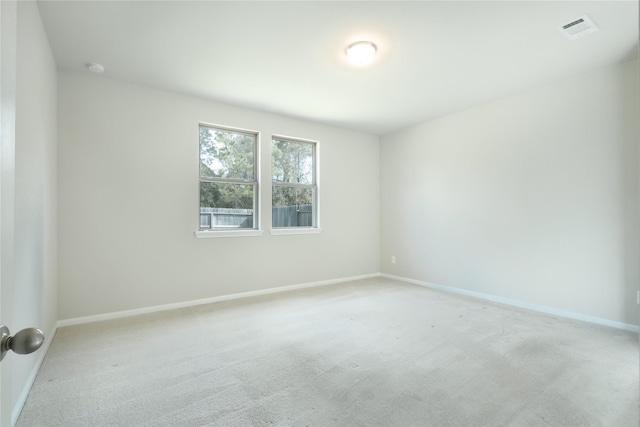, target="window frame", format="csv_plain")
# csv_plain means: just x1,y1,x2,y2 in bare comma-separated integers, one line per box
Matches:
270,134,321,235
195,123,262,238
